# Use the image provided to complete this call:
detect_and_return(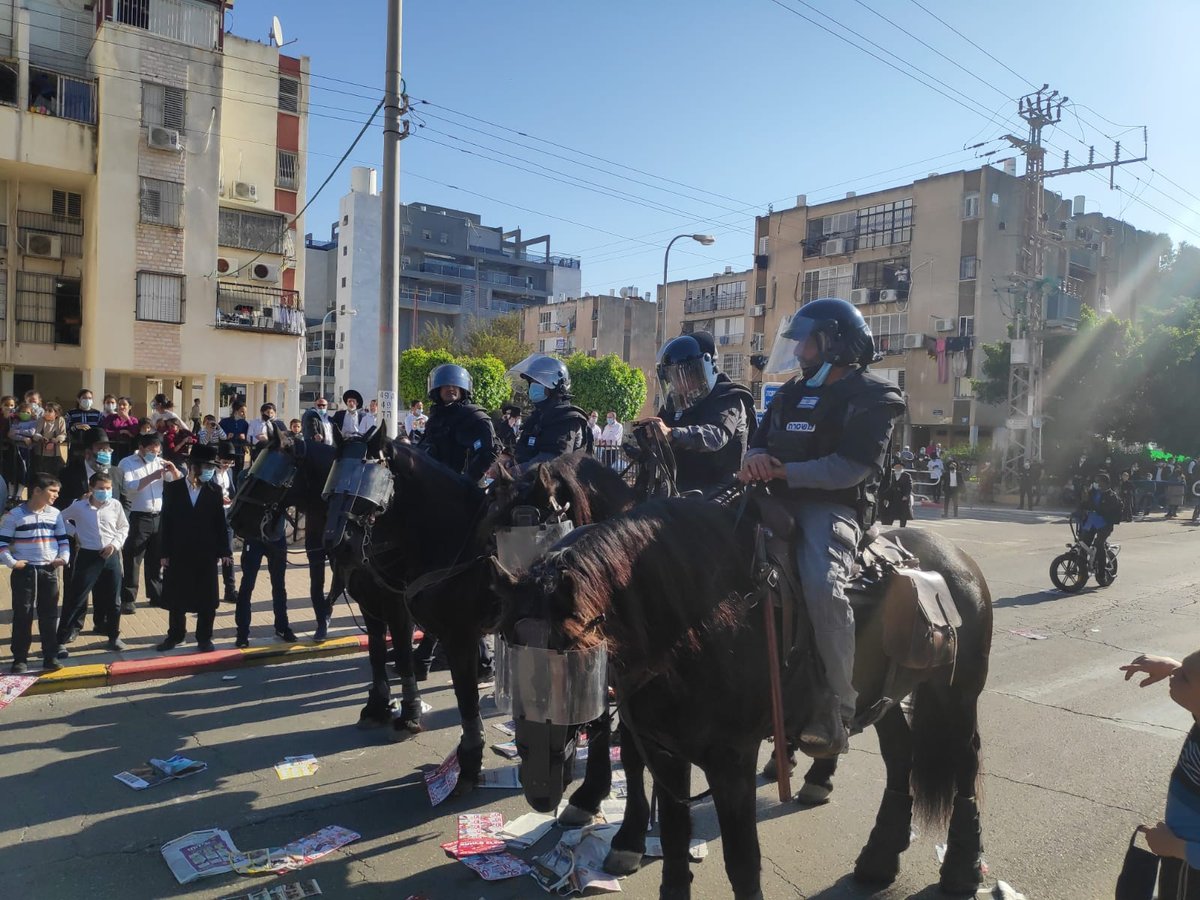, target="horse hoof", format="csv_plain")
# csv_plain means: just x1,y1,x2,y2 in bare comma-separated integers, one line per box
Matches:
557,804,597,827
938,860,985,895
451,776,477,798
761,753,796,781
795,781,832,806
388,719,422,743
603,847,643,876
853,854,901,887
356,711,391,730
